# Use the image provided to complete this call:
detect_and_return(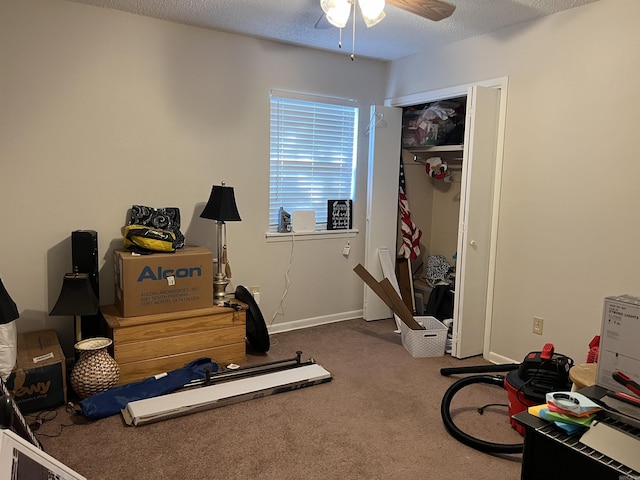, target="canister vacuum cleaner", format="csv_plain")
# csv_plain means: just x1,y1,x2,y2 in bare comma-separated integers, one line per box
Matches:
439,343,574,454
